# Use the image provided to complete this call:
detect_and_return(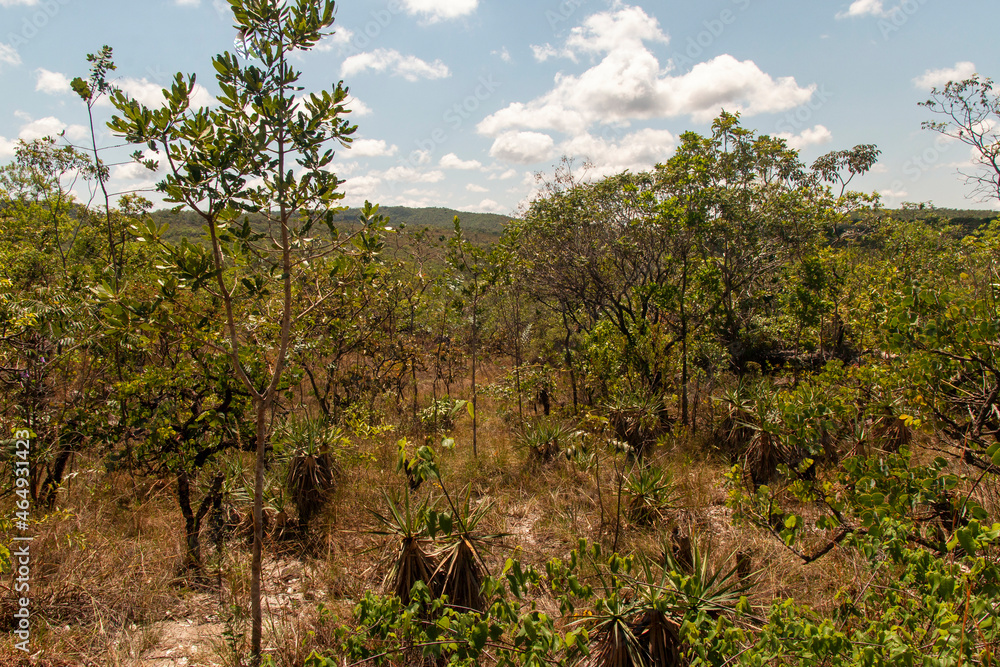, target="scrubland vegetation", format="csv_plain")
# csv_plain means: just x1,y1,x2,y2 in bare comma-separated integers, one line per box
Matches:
4,1,1000,666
